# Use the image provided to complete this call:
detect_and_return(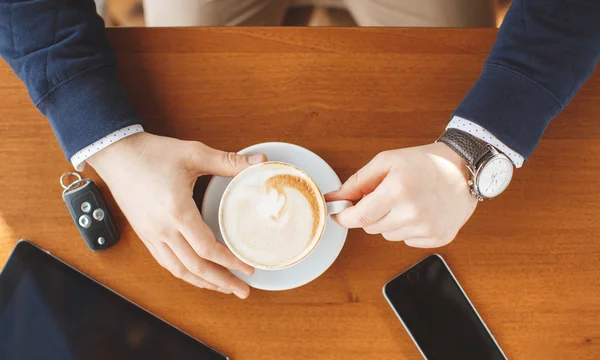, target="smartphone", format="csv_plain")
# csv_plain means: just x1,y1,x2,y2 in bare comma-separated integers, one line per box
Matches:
383,254,507,360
